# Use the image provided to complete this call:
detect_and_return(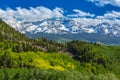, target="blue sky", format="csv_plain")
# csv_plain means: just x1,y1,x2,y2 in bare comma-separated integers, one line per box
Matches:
1,0,120,25
0,0,120,16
